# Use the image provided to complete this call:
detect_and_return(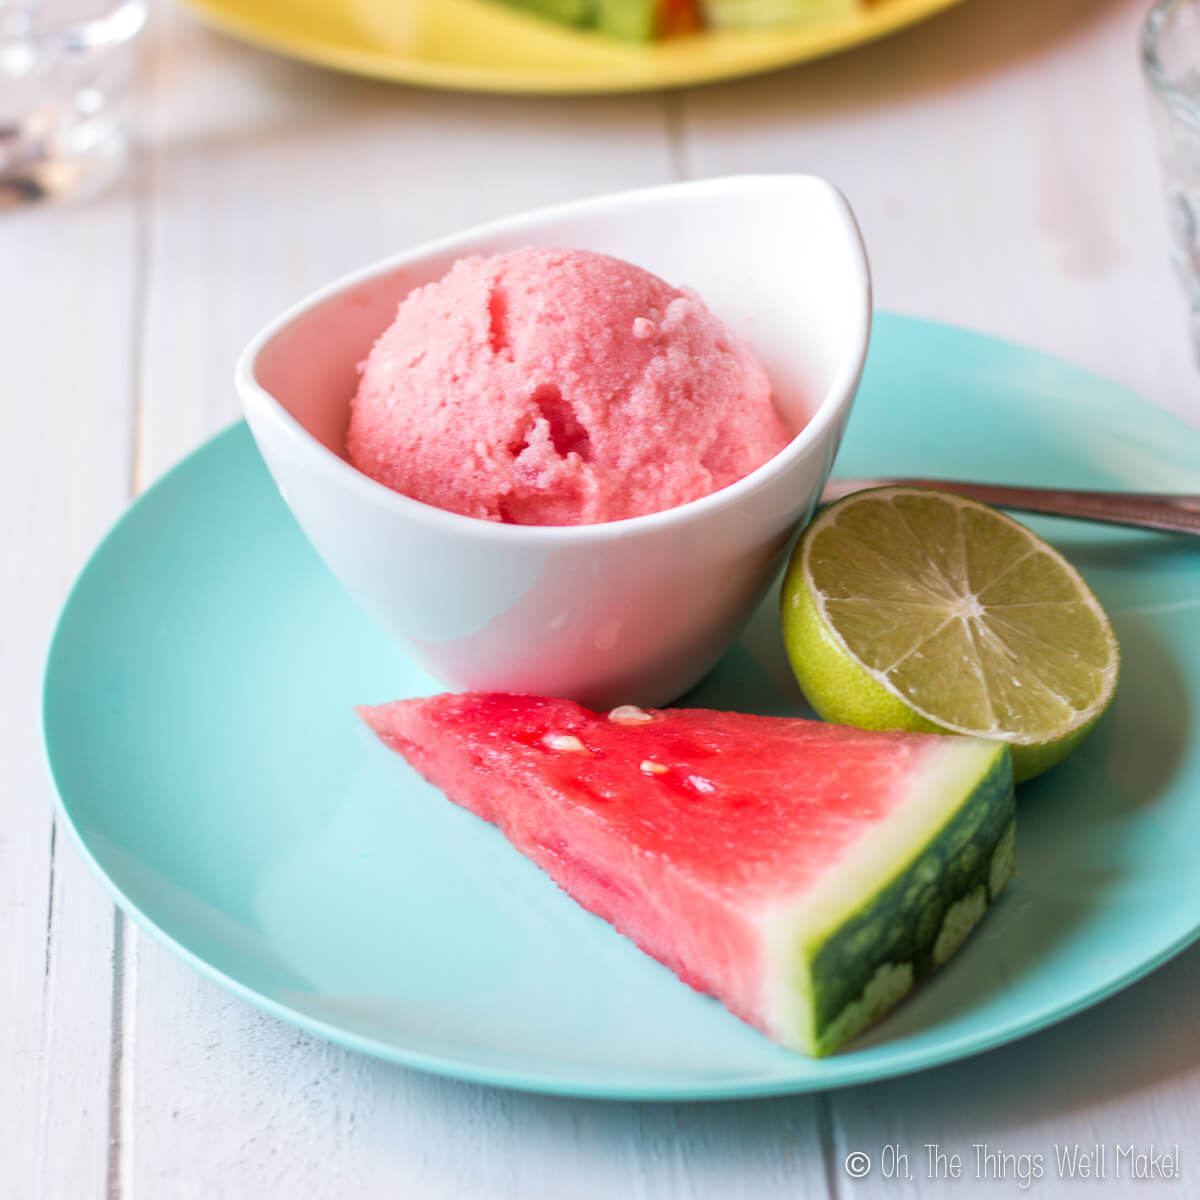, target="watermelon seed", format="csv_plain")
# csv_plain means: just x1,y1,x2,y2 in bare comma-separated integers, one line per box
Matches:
640,760,669,775
608,705,654,725
543,733,589,754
